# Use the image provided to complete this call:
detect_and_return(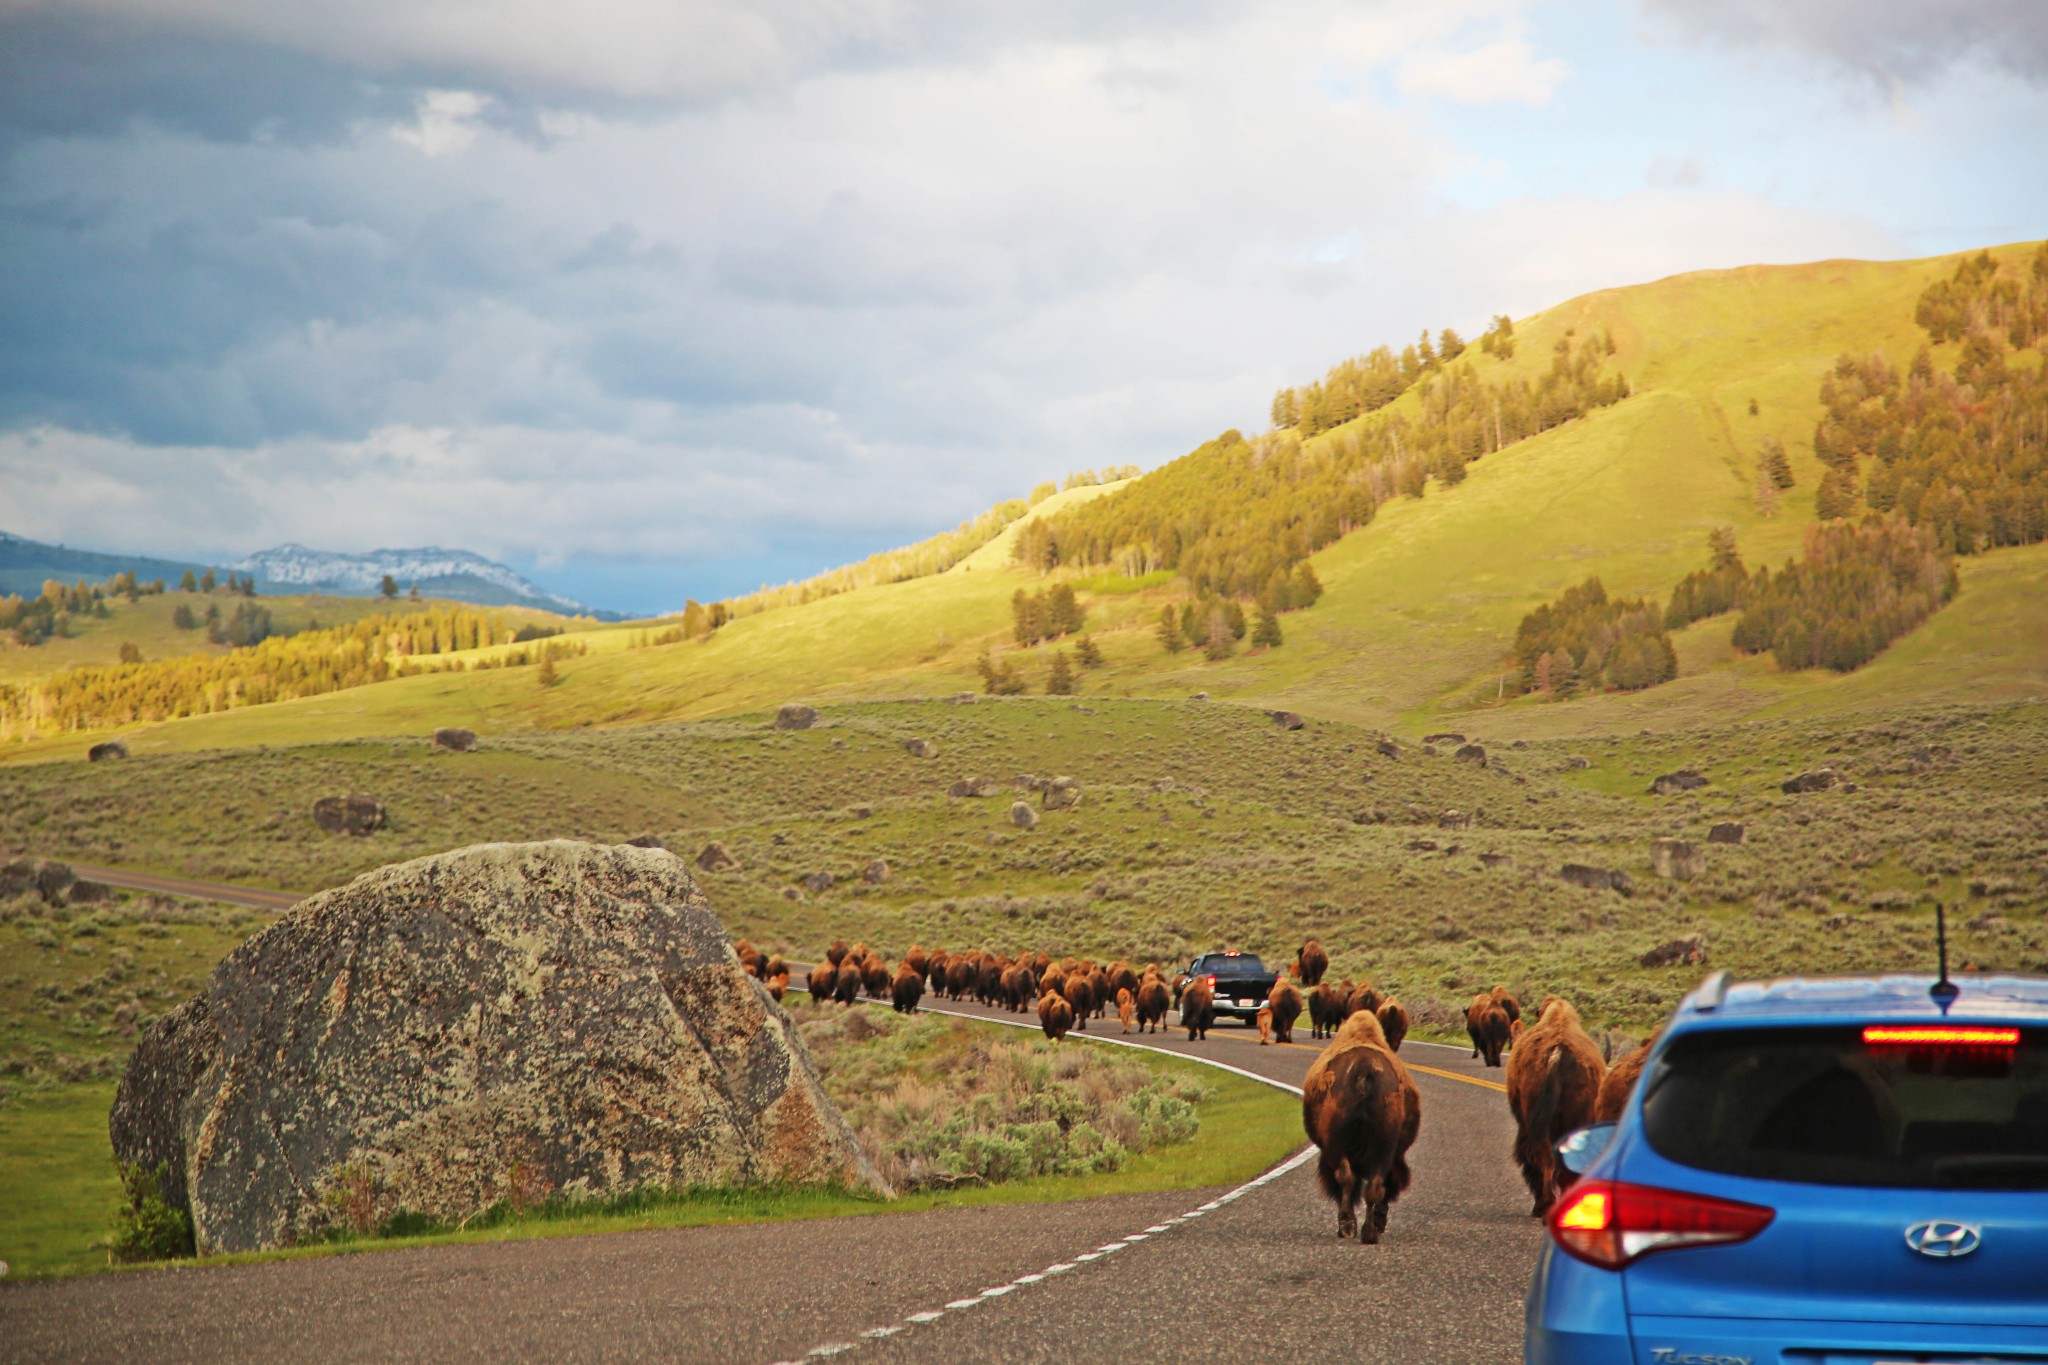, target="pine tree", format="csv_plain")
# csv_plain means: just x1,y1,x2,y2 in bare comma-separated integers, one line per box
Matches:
536,653,558,687
1156,606,1185,654
118,642,142,664
172,603,197,630
1760,437,1795,490
200,569,216,593
1045,651,1077,695
1815,467,1859,520
1251,608,1283,649
179,570,198,593
1203,610,1236,661
1074,635,1103,668
379,574,398,599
